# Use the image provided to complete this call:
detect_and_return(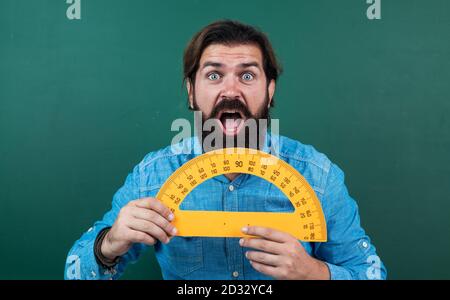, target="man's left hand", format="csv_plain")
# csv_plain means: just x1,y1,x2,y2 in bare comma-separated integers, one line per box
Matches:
239,226,330,280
